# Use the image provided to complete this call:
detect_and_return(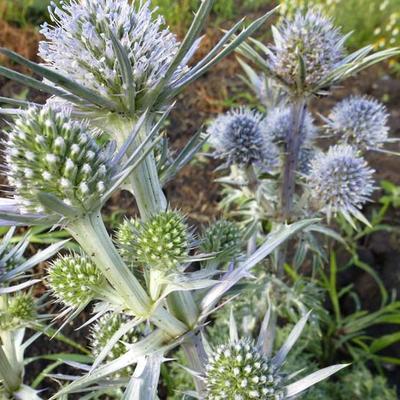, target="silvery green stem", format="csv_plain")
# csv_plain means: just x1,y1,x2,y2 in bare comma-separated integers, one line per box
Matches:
0,344,21,393
167,291,199,329
108,116,167,221
67,211,187,338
